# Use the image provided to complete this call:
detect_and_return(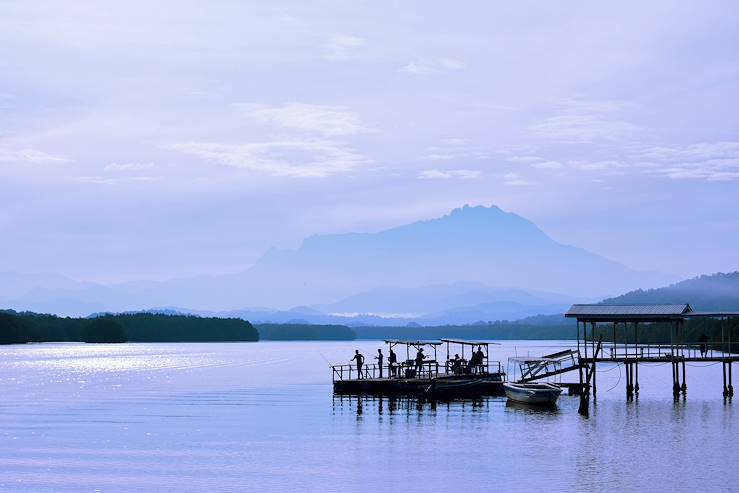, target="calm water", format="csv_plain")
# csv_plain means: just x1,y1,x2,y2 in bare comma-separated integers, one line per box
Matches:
0,341,737,492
